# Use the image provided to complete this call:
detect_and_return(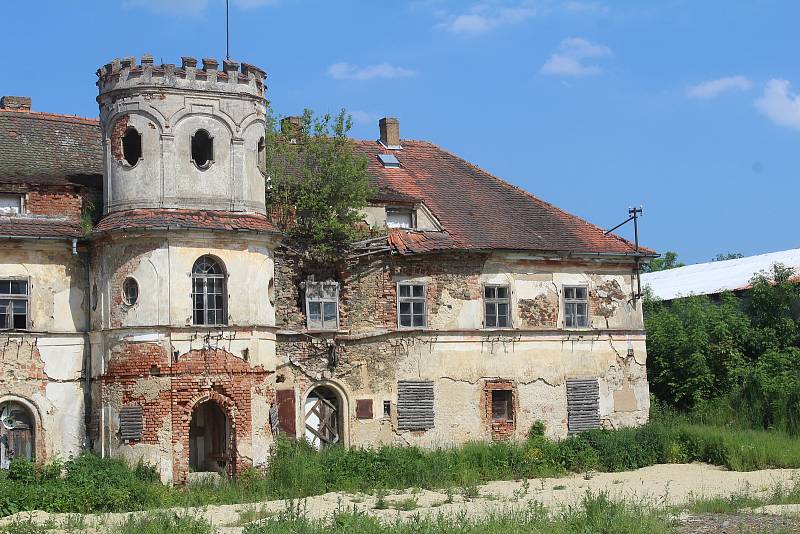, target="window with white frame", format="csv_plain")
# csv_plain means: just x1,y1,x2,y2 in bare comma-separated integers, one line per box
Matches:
305,280,339,331
0,195,22,215
386,208,414,229
0,279,29,330
563,286,589,328
484,285,511,328
398,282,426,328
191,255,227,326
